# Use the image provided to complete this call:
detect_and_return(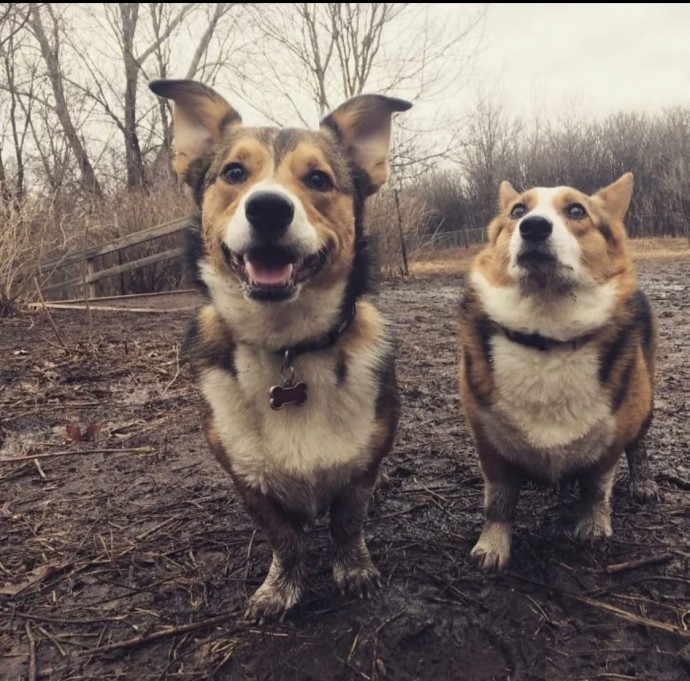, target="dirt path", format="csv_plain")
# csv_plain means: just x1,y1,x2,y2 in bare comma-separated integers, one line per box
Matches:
1,259,688,680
